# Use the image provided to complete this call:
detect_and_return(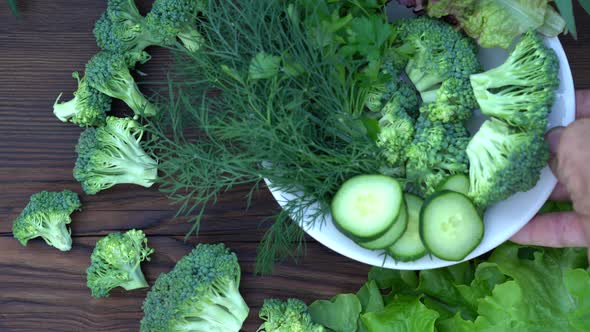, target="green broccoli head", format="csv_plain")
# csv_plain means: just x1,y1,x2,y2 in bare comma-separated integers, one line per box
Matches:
406,111,470,195
86,229,154,298
53,72,112,127
394,16,481,96
74,116,158,195
94,9,164,54
258,298,325,332
377,110,415,170
366,62,419,119
470,31,558,131
145,0,204,52
467,119,549,208
141,243,249,332
85,51,157,117
12,190,81,251
420,77,477,122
